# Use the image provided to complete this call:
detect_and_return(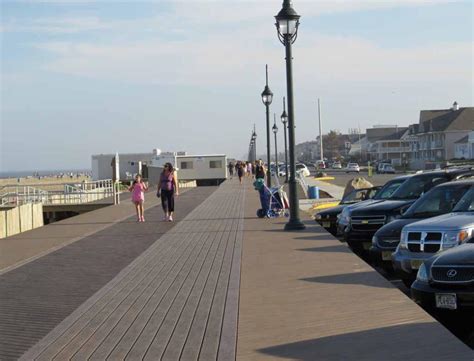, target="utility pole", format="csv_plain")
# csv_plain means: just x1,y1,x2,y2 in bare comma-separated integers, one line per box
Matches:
318,98,323,161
